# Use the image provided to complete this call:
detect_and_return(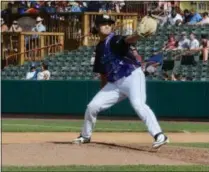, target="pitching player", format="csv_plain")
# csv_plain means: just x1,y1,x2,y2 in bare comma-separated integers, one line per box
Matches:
73,14,169,148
